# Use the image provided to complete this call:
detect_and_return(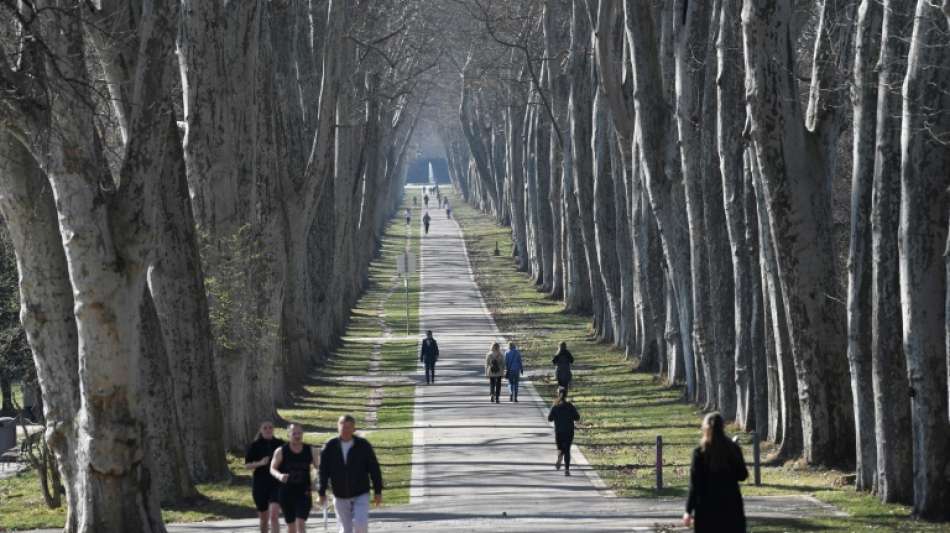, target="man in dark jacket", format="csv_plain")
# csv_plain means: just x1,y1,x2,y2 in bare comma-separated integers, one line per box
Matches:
420,330,439,384
318,415,383,533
